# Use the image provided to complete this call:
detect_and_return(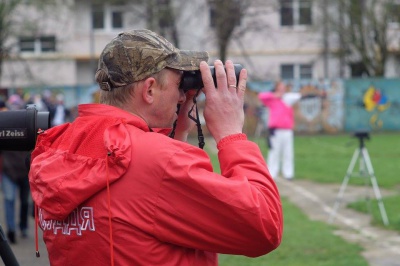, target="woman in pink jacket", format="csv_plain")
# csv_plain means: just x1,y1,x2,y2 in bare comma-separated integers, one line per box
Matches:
258,81,301,180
